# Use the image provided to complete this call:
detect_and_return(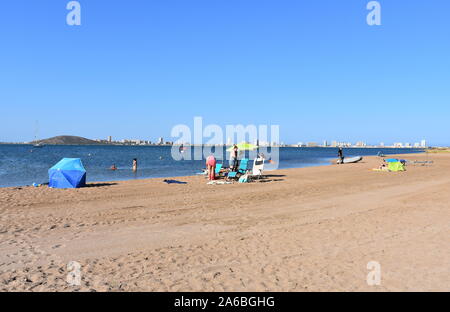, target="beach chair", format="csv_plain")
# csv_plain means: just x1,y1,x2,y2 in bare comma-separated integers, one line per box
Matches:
238,159,250,174
250,157,265,179
227,158,249,179
215,163,223,176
